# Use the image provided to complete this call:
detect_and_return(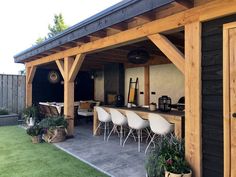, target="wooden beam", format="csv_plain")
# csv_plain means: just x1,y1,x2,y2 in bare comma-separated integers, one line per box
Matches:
108,23,127,31
89,30,107,38
185,21,202,177
27,66,37,84
26,1,236,67
55,59,65,79
124,55,171,68
87,36,102,42
69,54,85,82
176,0,193,9
64,57,75,136
148,34,185,74
144,65,150,105
134,15,152,23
